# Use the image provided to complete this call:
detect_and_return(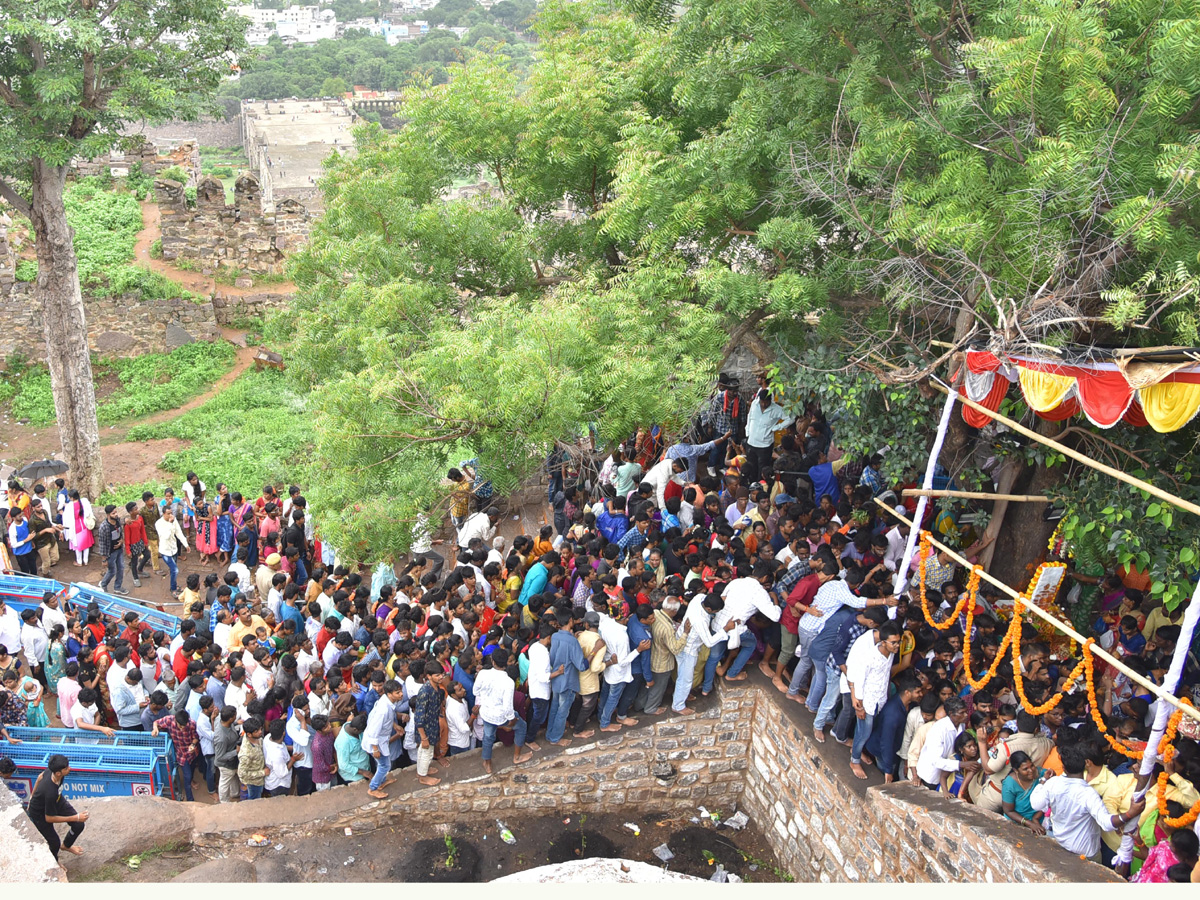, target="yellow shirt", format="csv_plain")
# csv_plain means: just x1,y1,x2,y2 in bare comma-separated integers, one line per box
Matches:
228,615,268,652
498,575,520,613
577,630,607,695
1089,766,1137,852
